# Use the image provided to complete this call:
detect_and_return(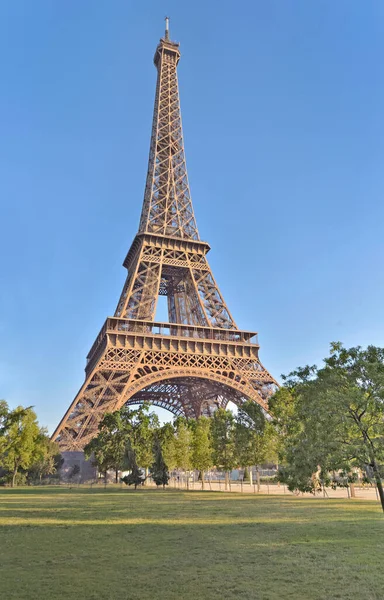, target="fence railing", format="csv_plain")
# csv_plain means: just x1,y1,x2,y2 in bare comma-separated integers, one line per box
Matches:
106,317,259,344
